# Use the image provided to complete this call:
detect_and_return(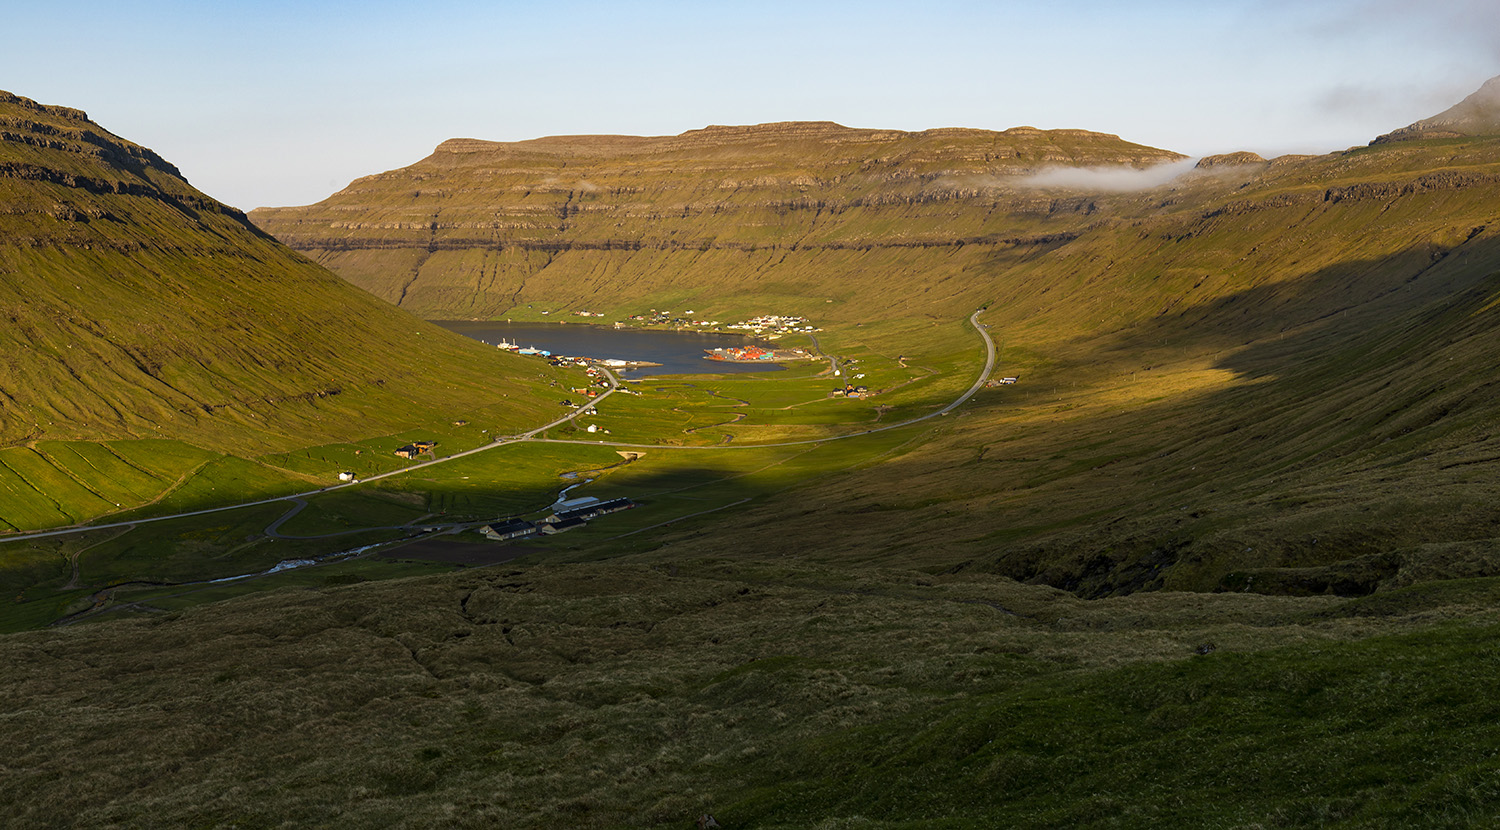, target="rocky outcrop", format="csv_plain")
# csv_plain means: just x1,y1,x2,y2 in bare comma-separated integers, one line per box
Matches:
0,93,183,180
1195,151,1267,169
0,93,258,238
1323,170,1500,203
